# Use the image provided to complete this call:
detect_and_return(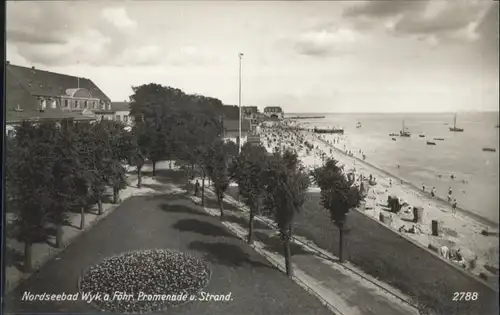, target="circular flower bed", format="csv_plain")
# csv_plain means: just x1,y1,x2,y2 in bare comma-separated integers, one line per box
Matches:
79,249,211,314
